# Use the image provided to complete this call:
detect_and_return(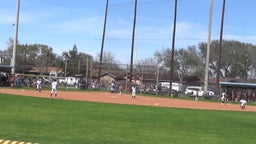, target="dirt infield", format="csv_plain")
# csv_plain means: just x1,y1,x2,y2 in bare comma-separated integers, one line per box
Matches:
1,88,256,112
